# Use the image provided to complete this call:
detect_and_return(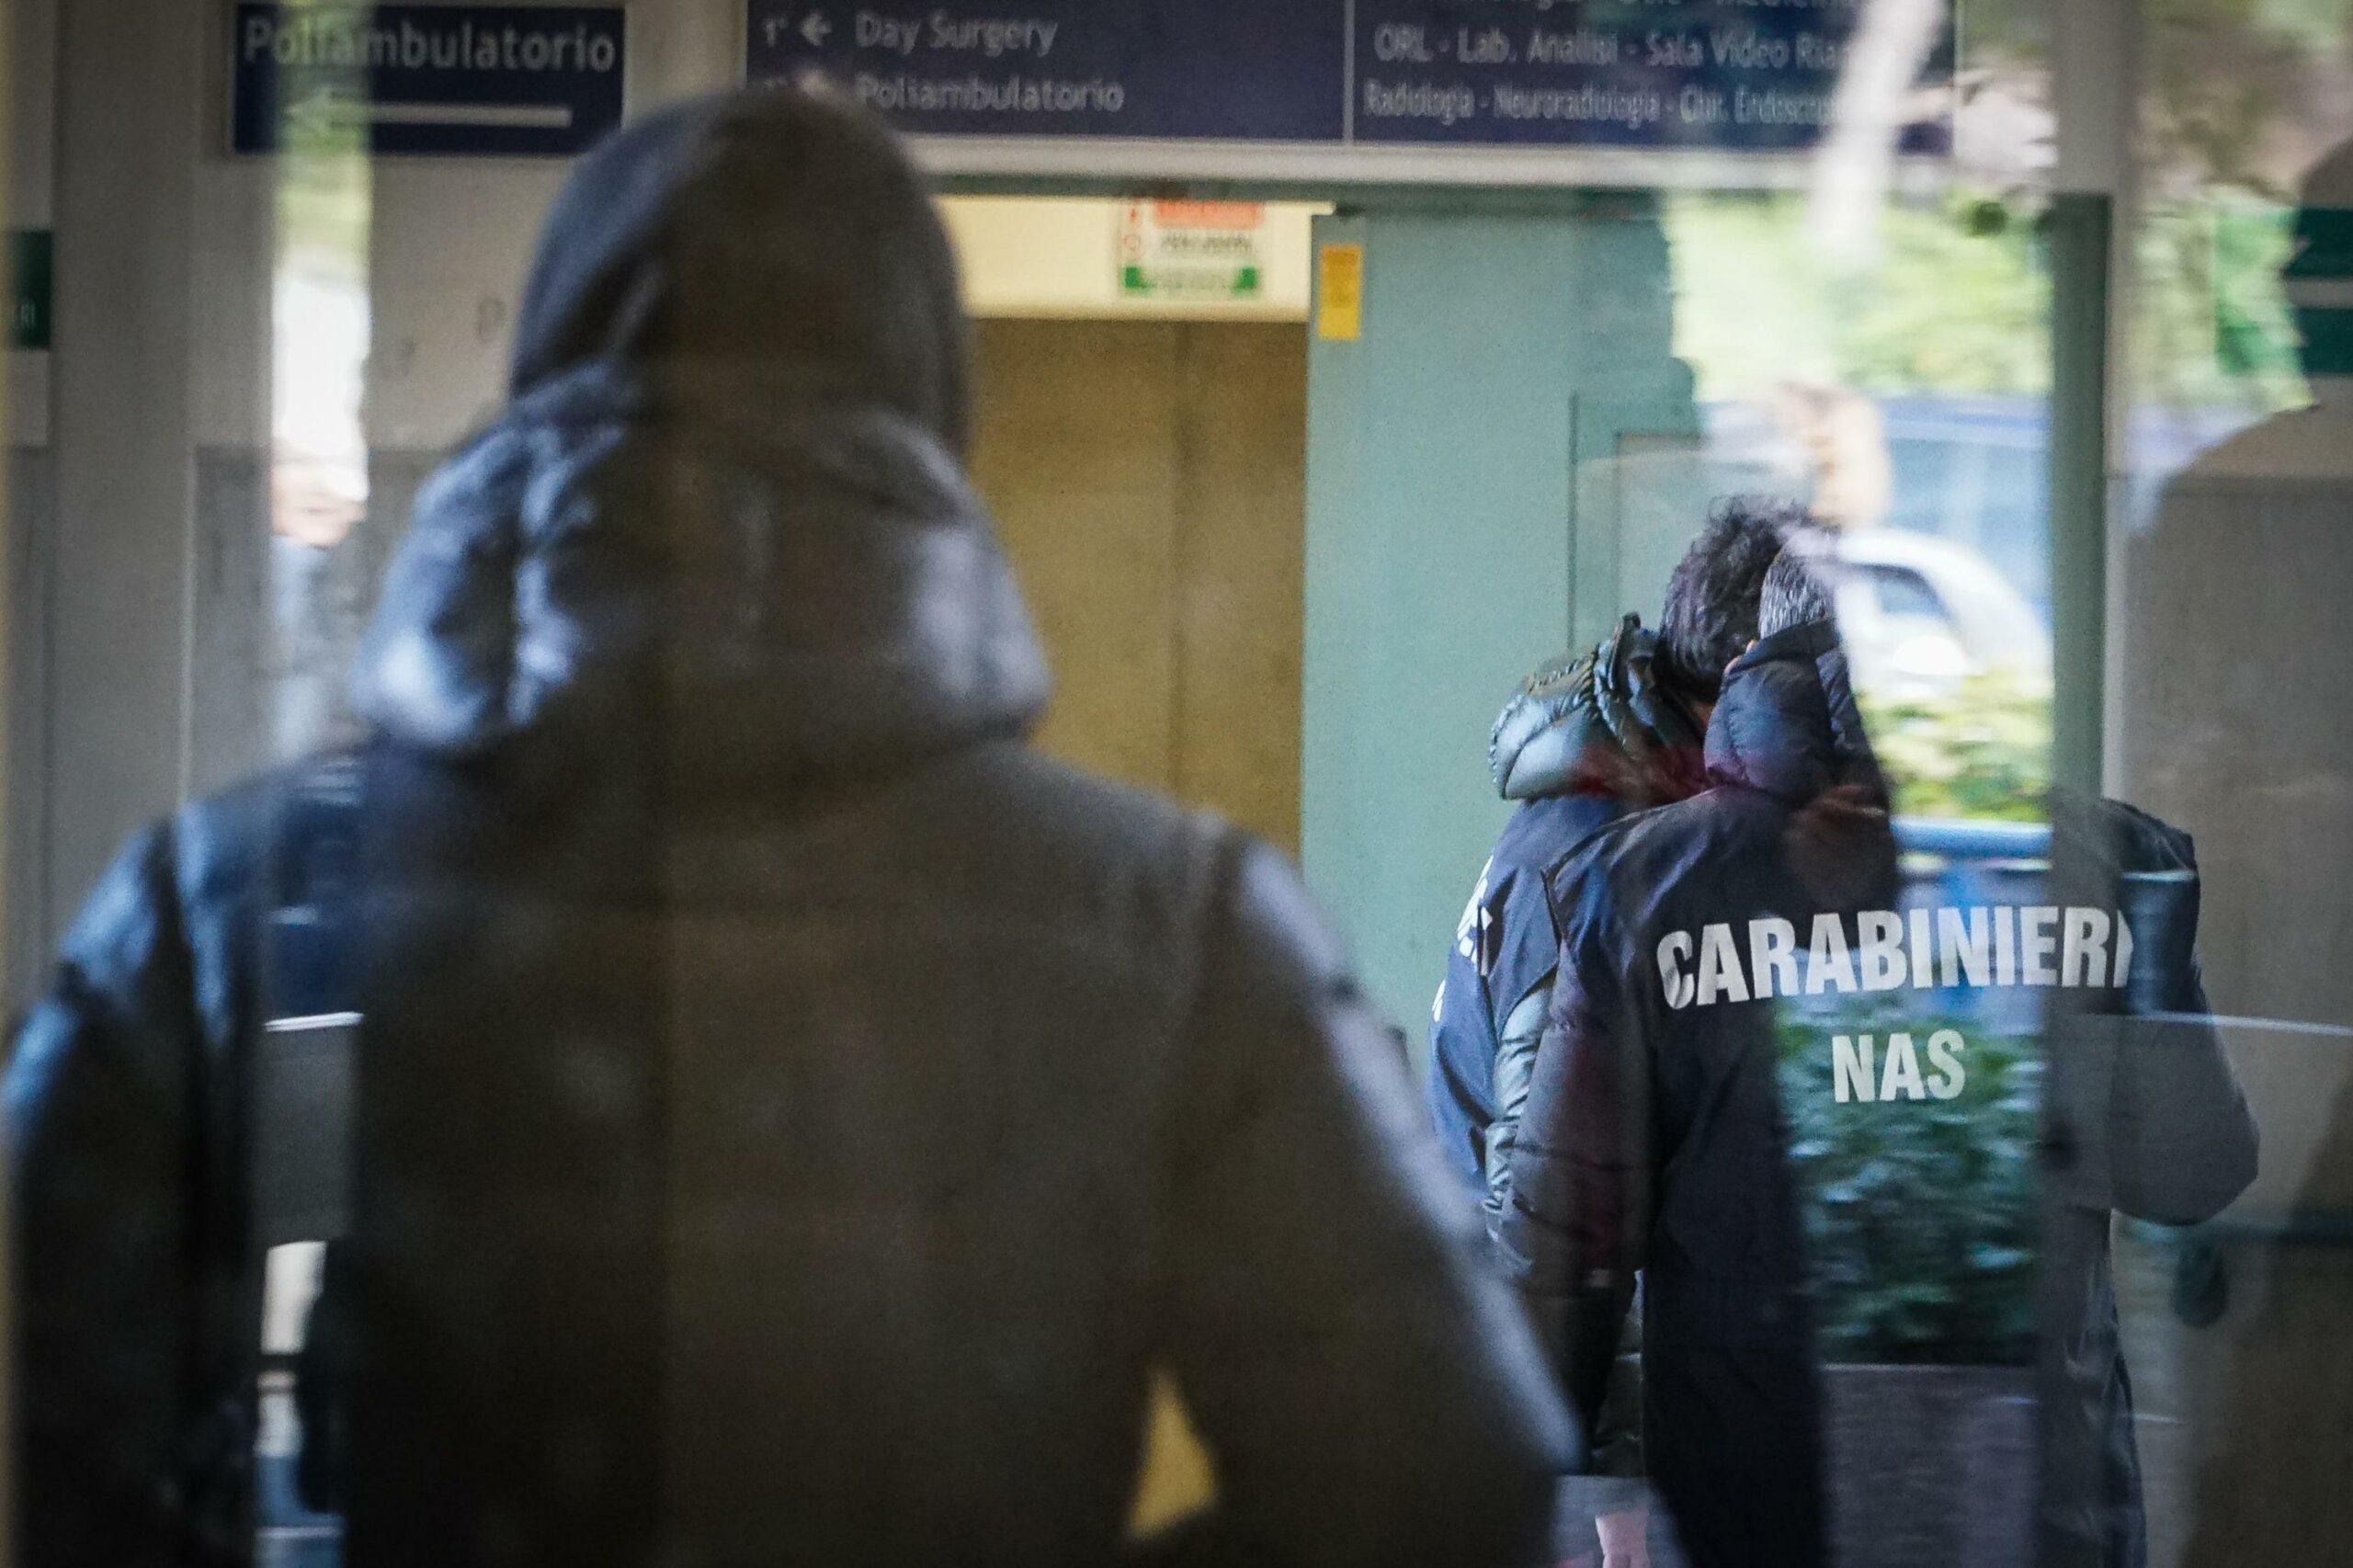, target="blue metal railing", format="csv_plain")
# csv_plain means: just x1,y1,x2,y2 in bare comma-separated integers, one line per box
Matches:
1893,815,2051,860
